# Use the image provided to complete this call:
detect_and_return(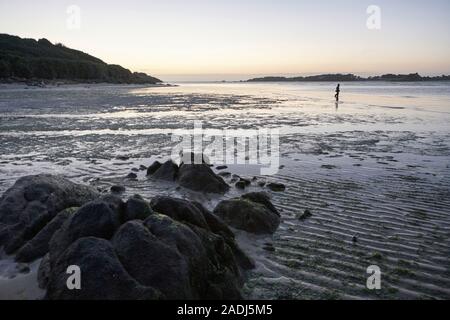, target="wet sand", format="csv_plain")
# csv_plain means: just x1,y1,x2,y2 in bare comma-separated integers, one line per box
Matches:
0,82,449,299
